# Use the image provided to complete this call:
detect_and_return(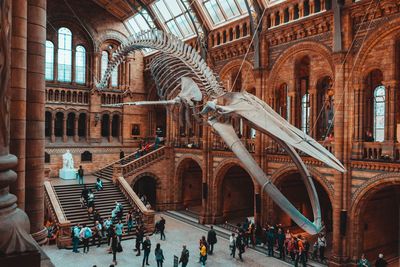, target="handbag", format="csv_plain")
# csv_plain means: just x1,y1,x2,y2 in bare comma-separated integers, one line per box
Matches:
117,242,123,252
